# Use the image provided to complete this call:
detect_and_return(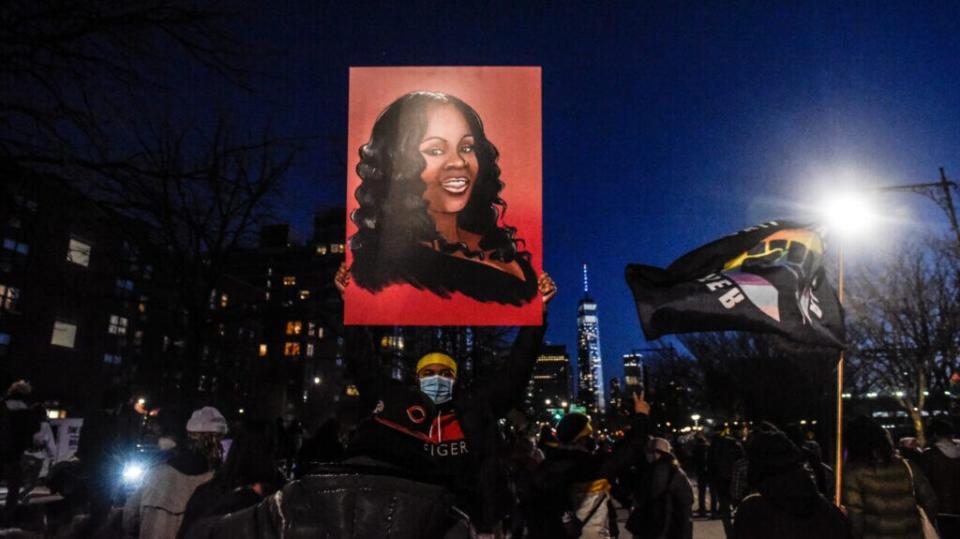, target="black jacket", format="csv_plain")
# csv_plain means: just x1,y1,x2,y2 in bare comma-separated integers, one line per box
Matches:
529,414,650,538
347,323,546,531
735,467,850,539
629,458,694,539
188,457,466,539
